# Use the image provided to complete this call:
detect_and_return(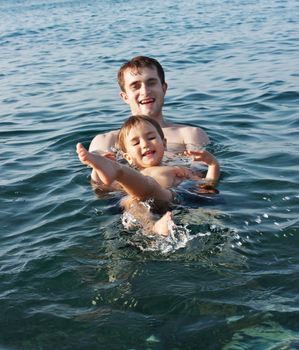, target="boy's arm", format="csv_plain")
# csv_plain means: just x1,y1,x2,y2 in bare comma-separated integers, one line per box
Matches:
184,150,220,183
